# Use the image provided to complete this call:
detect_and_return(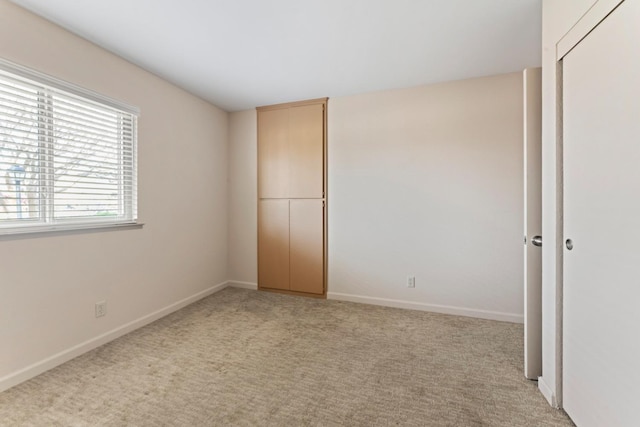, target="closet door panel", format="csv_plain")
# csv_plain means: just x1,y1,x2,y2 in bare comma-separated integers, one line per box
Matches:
289,104,324,198
258,199,290,290
289,199,324,294
258,108,289,198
